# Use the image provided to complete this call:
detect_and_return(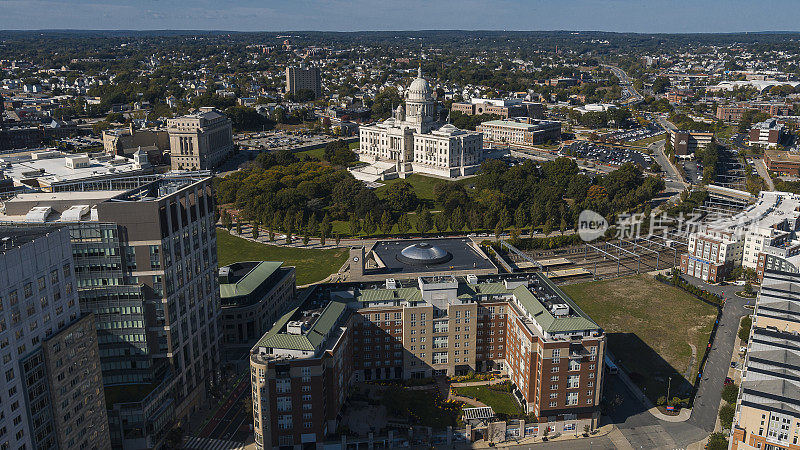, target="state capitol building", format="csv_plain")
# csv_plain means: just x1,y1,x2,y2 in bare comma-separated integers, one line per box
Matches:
358,67,484,178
